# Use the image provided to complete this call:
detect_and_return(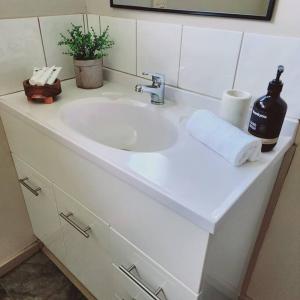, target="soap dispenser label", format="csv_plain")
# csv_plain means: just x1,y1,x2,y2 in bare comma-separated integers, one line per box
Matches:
249,108,268,134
